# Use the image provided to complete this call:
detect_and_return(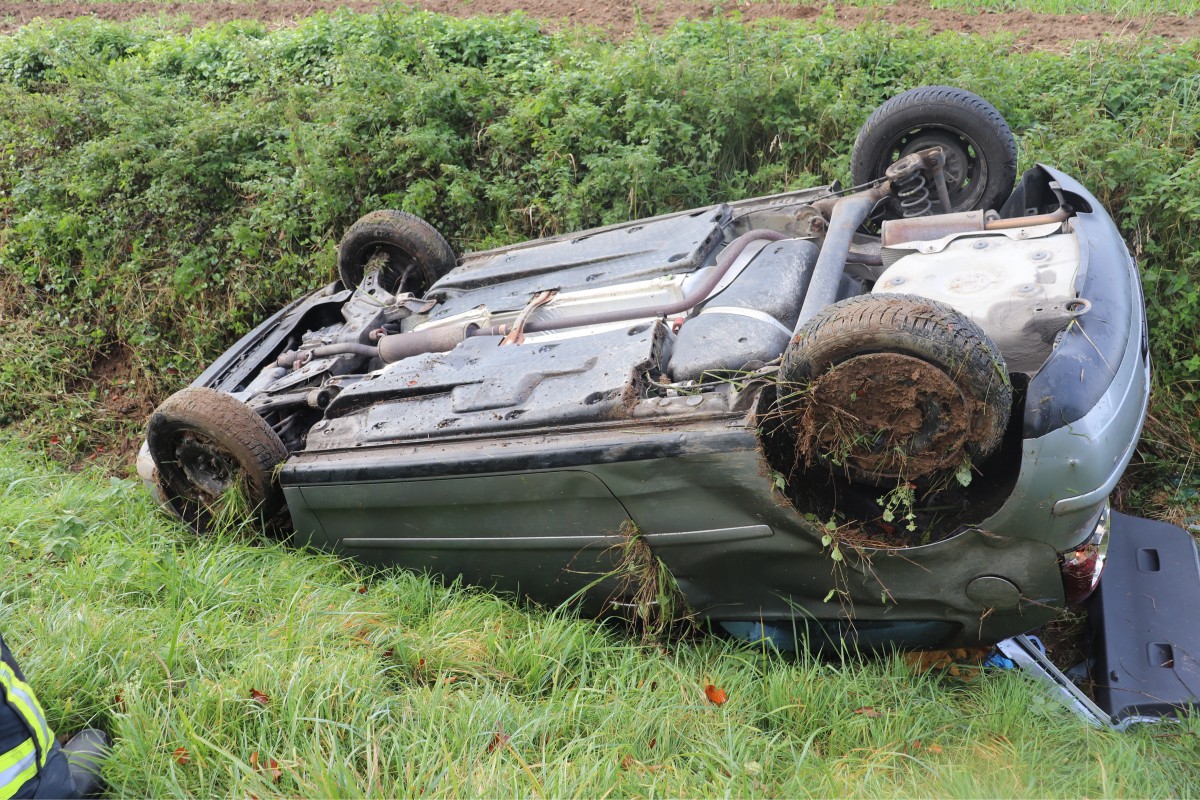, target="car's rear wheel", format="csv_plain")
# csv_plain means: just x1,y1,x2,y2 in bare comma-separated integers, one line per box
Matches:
851,86,1018,217
147,387,288,534
778,294,1011,486
337,210,456,295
